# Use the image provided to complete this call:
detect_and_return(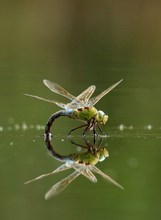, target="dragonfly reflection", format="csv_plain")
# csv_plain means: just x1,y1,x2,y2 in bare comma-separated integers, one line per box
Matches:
25,79,123,136
25,137,123,199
